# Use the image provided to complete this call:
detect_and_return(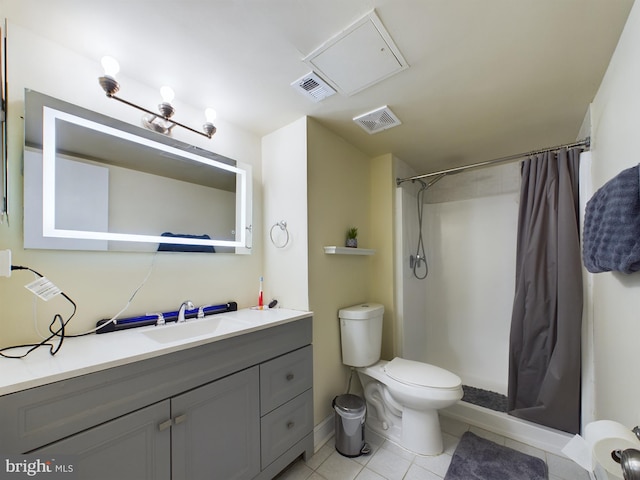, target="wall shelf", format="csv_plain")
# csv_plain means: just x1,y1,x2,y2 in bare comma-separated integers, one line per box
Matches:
323,246,375,256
